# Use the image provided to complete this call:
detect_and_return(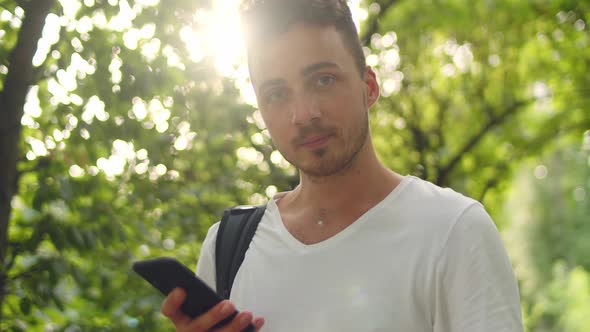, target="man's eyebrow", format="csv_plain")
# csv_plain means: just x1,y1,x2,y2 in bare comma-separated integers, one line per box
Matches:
258,78,286,92
257,62,340,91
301,61,340,76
